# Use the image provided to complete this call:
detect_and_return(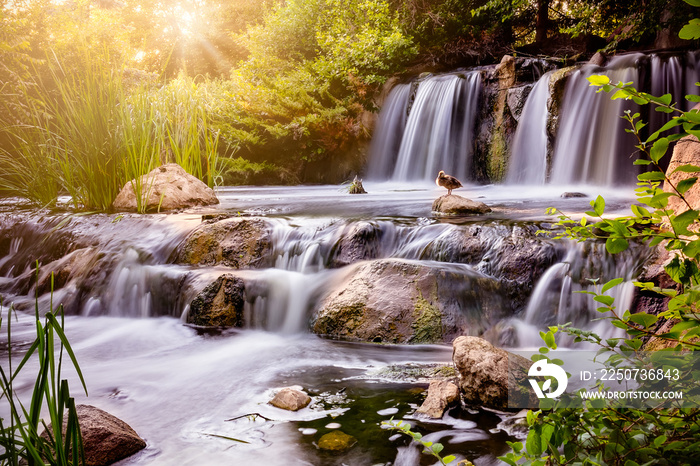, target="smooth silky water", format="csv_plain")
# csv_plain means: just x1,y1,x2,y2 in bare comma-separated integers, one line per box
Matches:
0,183,642,466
